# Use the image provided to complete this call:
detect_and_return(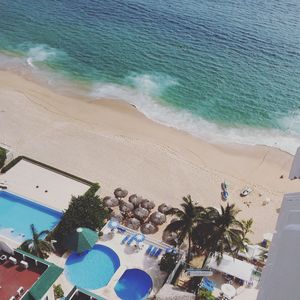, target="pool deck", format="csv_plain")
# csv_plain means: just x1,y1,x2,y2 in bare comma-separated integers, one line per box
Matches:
0,159,91,210
48,225,170,299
